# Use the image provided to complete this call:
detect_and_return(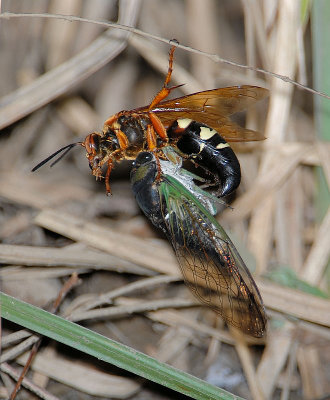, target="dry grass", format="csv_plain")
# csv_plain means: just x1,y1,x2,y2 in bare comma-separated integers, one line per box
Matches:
0,1,329,399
